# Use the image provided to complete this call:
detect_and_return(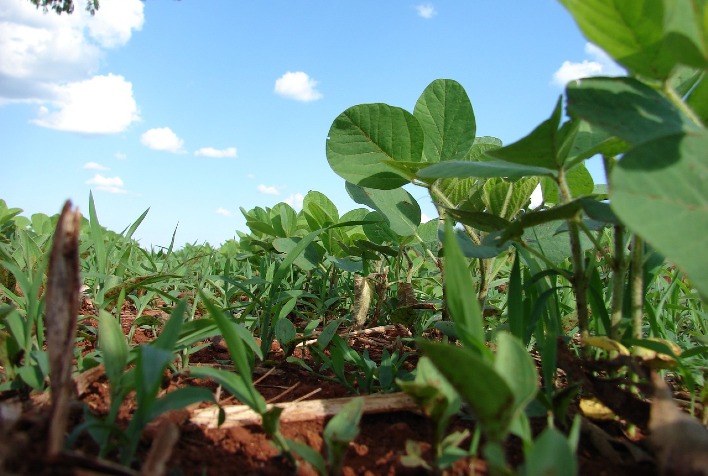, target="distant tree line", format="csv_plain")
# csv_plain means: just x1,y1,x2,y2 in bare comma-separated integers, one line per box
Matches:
30,0,100,15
